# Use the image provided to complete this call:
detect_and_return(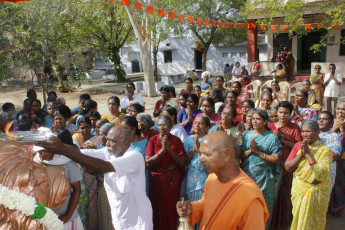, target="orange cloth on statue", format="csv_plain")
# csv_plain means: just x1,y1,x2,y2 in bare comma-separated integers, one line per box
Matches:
189,170,269,230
